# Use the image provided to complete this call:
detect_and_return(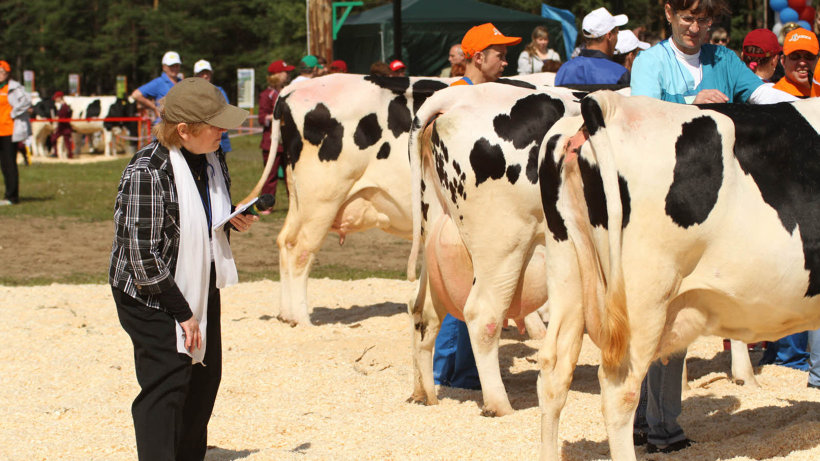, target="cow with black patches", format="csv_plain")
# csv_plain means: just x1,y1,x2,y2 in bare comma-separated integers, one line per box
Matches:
243,72,559,326
536,91,820,461
405,82,580,416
